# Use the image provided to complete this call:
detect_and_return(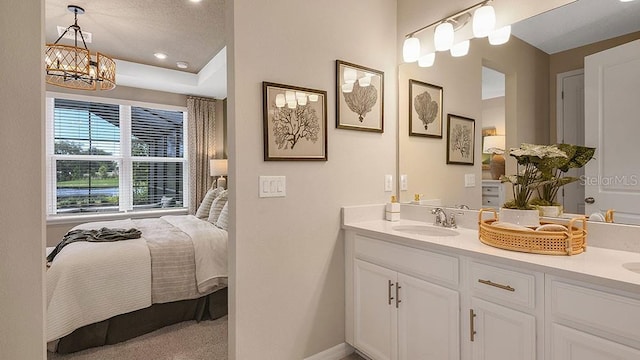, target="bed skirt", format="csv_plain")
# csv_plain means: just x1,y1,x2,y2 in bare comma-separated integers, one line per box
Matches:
52,287,228,354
